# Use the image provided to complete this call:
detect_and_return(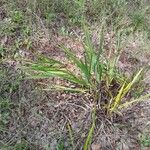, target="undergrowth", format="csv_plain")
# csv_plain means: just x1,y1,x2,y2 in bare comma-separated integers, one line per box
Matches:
23,22,150,116
0,0,150,149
